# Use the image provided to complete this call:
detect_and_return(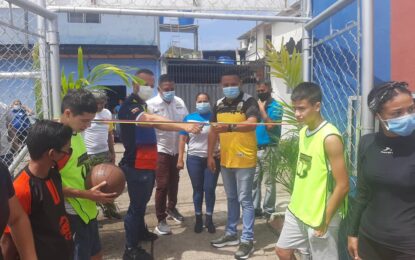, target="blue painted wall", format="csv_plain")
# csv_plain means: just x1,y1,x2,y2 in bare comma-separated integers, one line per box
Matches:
311,0,391,134
58,13,158,46
373,0,391,84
